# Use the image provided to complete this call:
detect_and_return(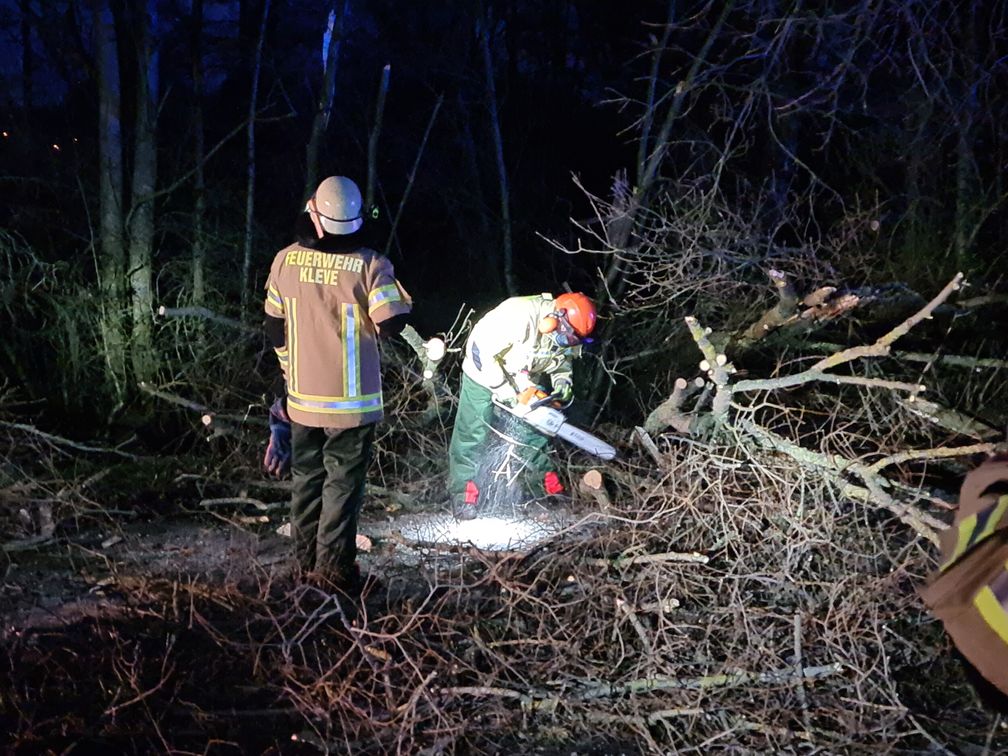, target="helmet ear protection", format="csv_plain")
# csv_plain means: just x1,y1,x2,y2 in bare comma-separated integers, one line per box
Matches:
538,315,559,334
